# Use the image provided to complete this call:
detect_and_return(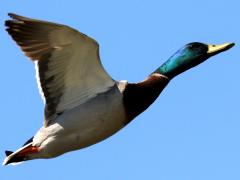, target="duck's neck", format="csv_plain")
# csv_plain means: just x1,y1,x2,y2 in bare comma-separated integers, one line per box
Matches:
122,74,169,122
122,55,198,122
